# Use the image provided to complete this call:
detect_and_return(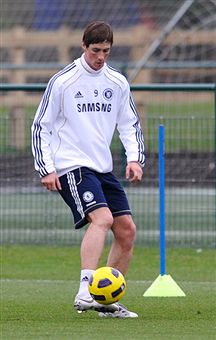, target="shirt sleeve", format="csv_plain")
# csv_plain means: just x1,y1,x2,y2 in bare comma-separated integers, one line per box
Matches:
116,83,145,167
31,78,61,177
